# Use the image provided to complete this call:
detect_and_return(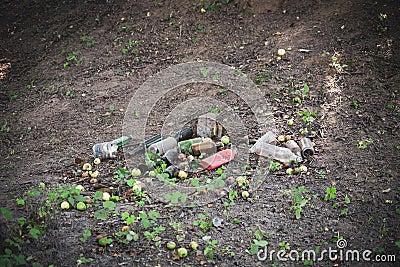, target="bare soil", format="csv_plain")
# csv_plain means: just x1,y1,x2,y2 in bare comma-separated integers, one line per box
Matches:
0,0,399,266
